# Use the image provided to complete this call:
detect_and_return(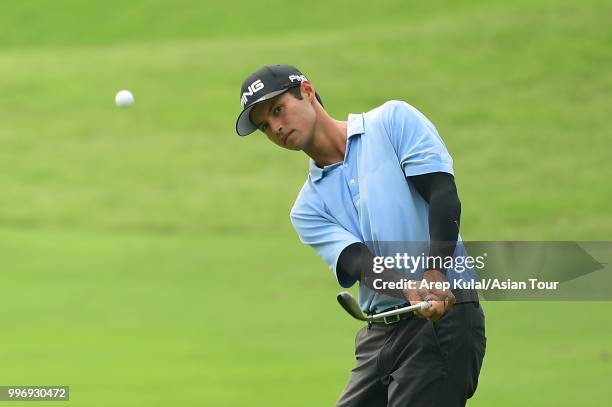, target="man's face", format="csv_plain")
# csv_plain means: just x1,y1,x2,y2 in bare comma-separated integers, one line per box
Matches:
249,84,317,151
